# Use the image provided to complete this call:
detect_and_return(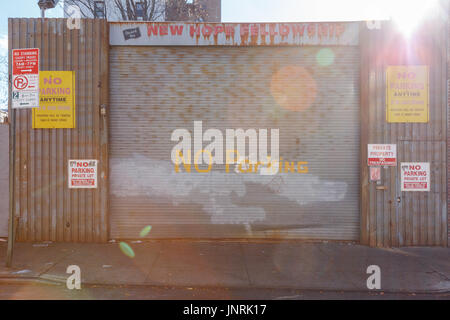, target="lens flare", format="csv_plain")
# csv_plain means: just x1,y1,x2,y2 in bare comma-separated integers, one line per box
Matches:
316,48,335,67
119,242,135,258
140,225,152,237
390,0,438,37
270,65,317,112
